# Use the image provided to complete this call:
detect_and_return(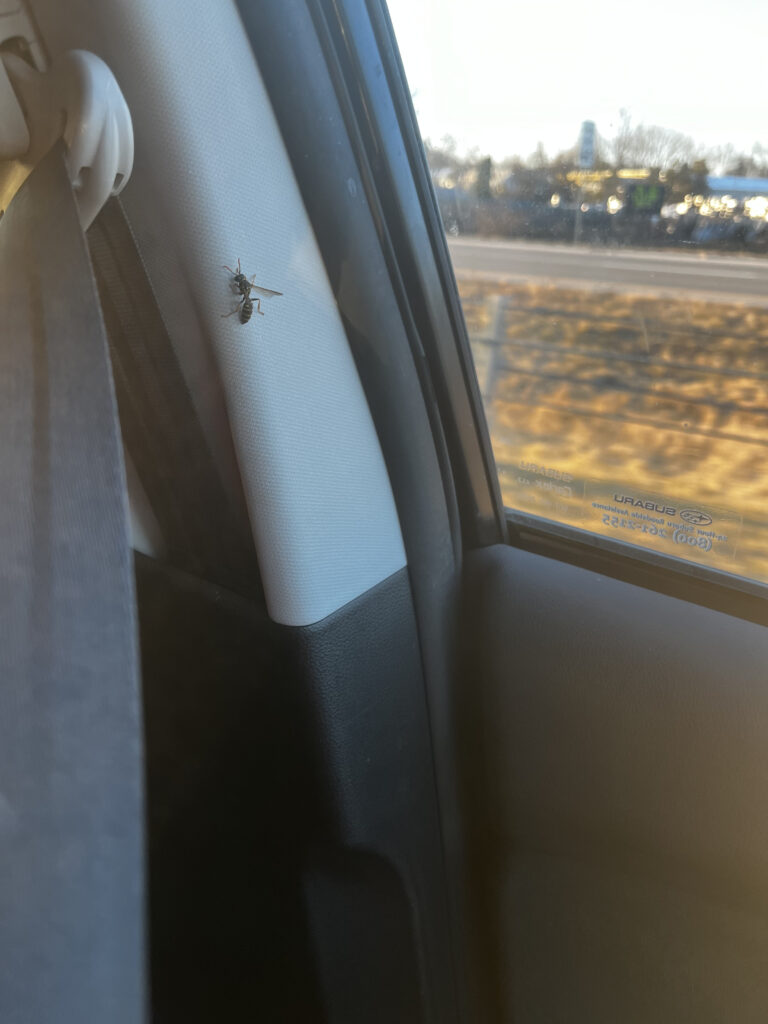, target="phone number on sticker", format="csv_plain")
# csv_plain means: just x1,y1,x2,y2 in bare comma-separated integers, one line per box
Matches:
602,515,713,551
602,514,667,537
